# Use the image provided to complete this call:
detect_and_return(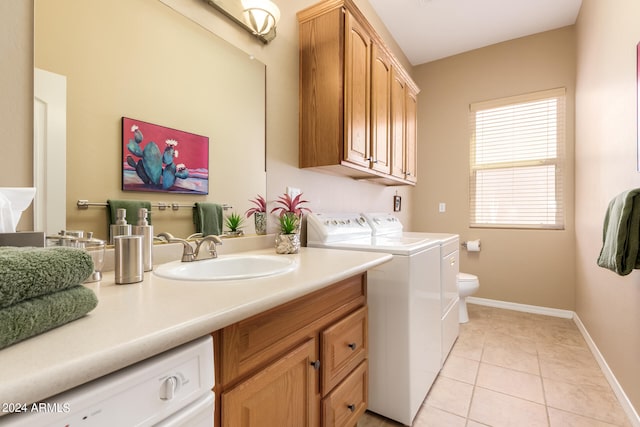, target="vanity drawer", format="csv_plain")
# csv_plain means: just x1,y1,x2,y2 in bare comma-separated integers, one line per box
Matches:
322,360,368,427
321,306,367,394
